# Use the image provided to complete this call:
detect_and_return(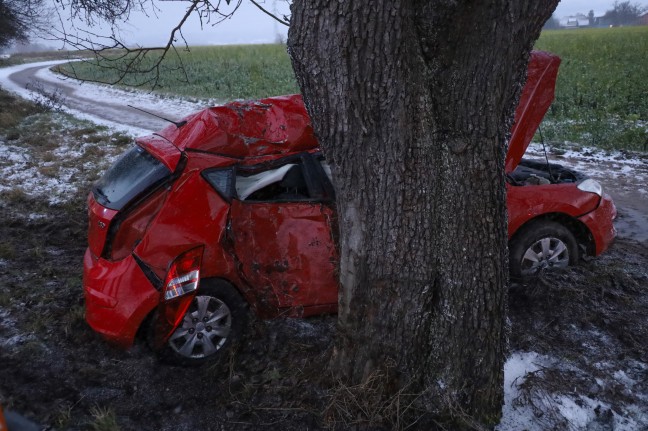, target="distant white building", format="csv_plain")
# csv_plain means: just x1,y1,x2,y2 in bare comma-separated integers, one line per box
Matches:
560,14,590,28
